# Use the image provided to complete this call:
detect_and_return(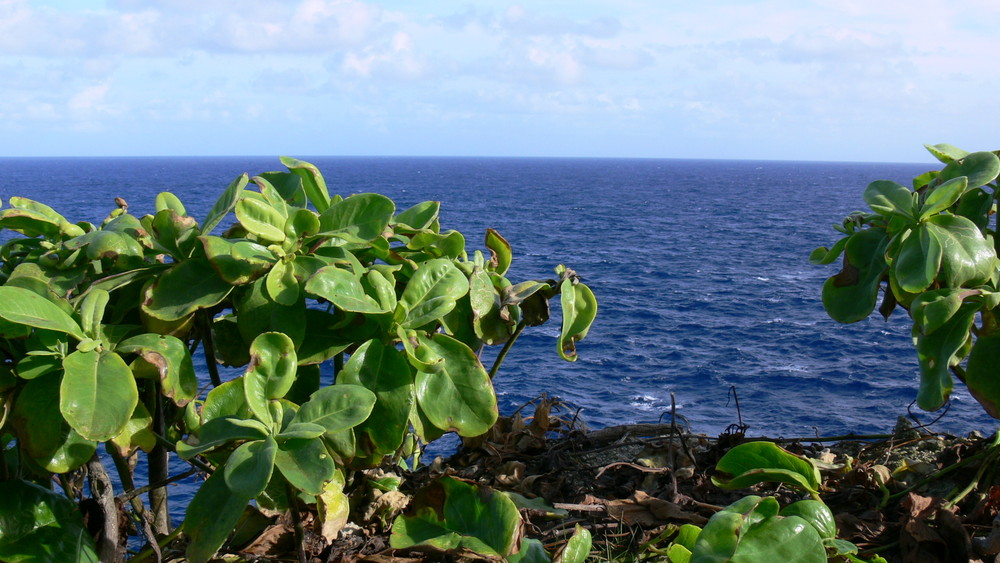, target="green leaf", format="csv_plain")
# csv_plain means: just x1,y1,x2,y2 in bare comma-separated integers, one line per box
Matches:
60,350,138,442
201,236,275,285
304,266,387,314
554,524,592,563
155,191,187,215
236,197,286,243
274,437,337,495
821,228,889,323
809,237,849,265
175,416,269,459
201,173,249,235
414,333,498,437
77,288,109,339
395,201,440,230
246,332,297,402
11,374,97,473
399,259,470,329
141,257,233,322
265,259,299,306
201,378,250,424
924,143,969,163
894,225,941,294
780,500,836,540
863,180,914,220
283,208,320,241
224,436,276,498
0,286,85,340
390,476,522,558
711,442,822,495
281,157,332,213
276,422,327,441
734,514,826,563
910,289,967,335
913,302,979,411
150,209,199,259
485,229,512,276
918,176,967,219
508,538,551,563
318,193,395,243
109,400,156,457
927,214,996,288
183,469,250,563
291,384,377,434
559,281,597,361
966,332,1000,418
338,339,415,458
0,480,99,563
937,151,1000,188
117,333,198,406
